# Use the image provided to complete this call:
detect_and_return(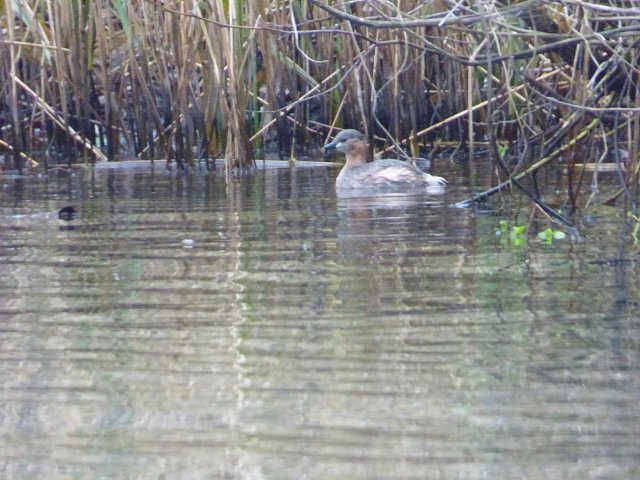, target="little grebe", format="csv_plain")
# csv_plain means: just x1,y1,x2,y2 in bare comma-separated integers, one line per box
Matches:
323,130,446,191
